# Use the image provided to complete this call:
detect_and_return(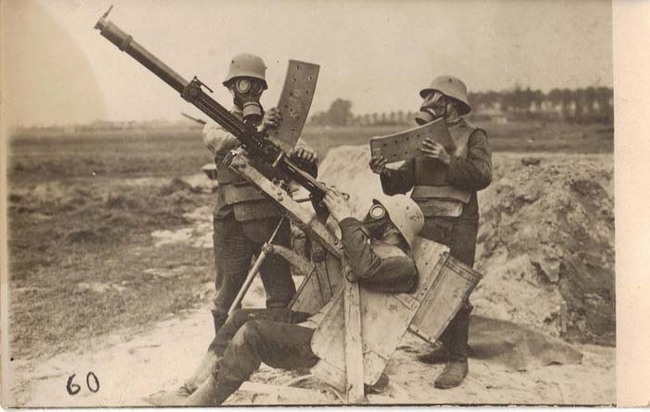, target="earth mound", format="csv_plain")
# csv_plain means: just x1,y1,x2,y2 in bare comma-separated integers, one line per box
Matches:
318,147,614,346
